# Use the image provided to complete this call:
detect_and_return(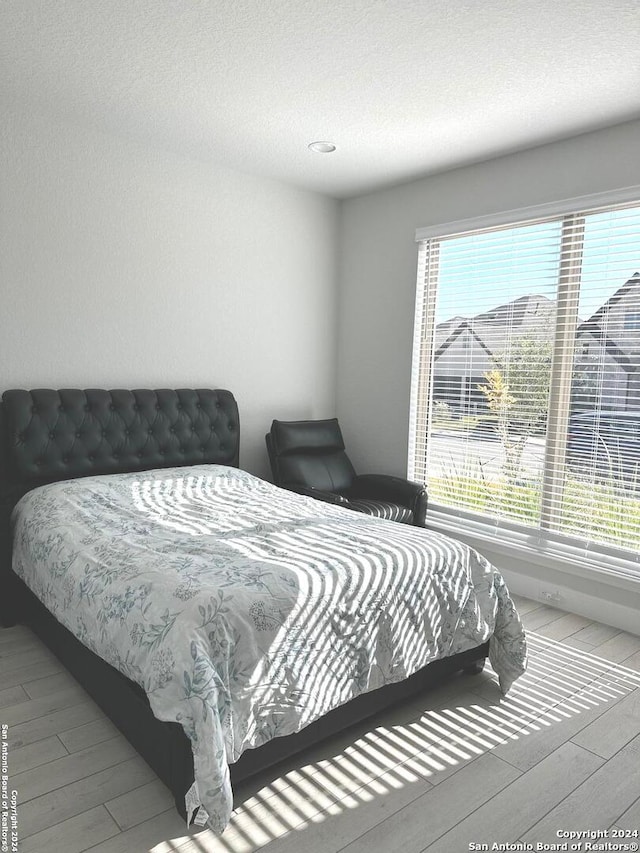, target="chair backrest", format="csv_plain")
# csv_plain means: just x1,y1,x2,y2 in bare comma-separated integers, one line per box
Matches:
267,418,356,493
